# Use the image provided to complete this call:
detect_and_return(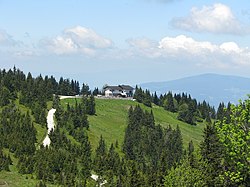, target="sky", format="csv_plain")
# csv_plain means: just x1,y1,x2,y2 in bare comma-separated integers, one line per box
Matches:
1,0,250,87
